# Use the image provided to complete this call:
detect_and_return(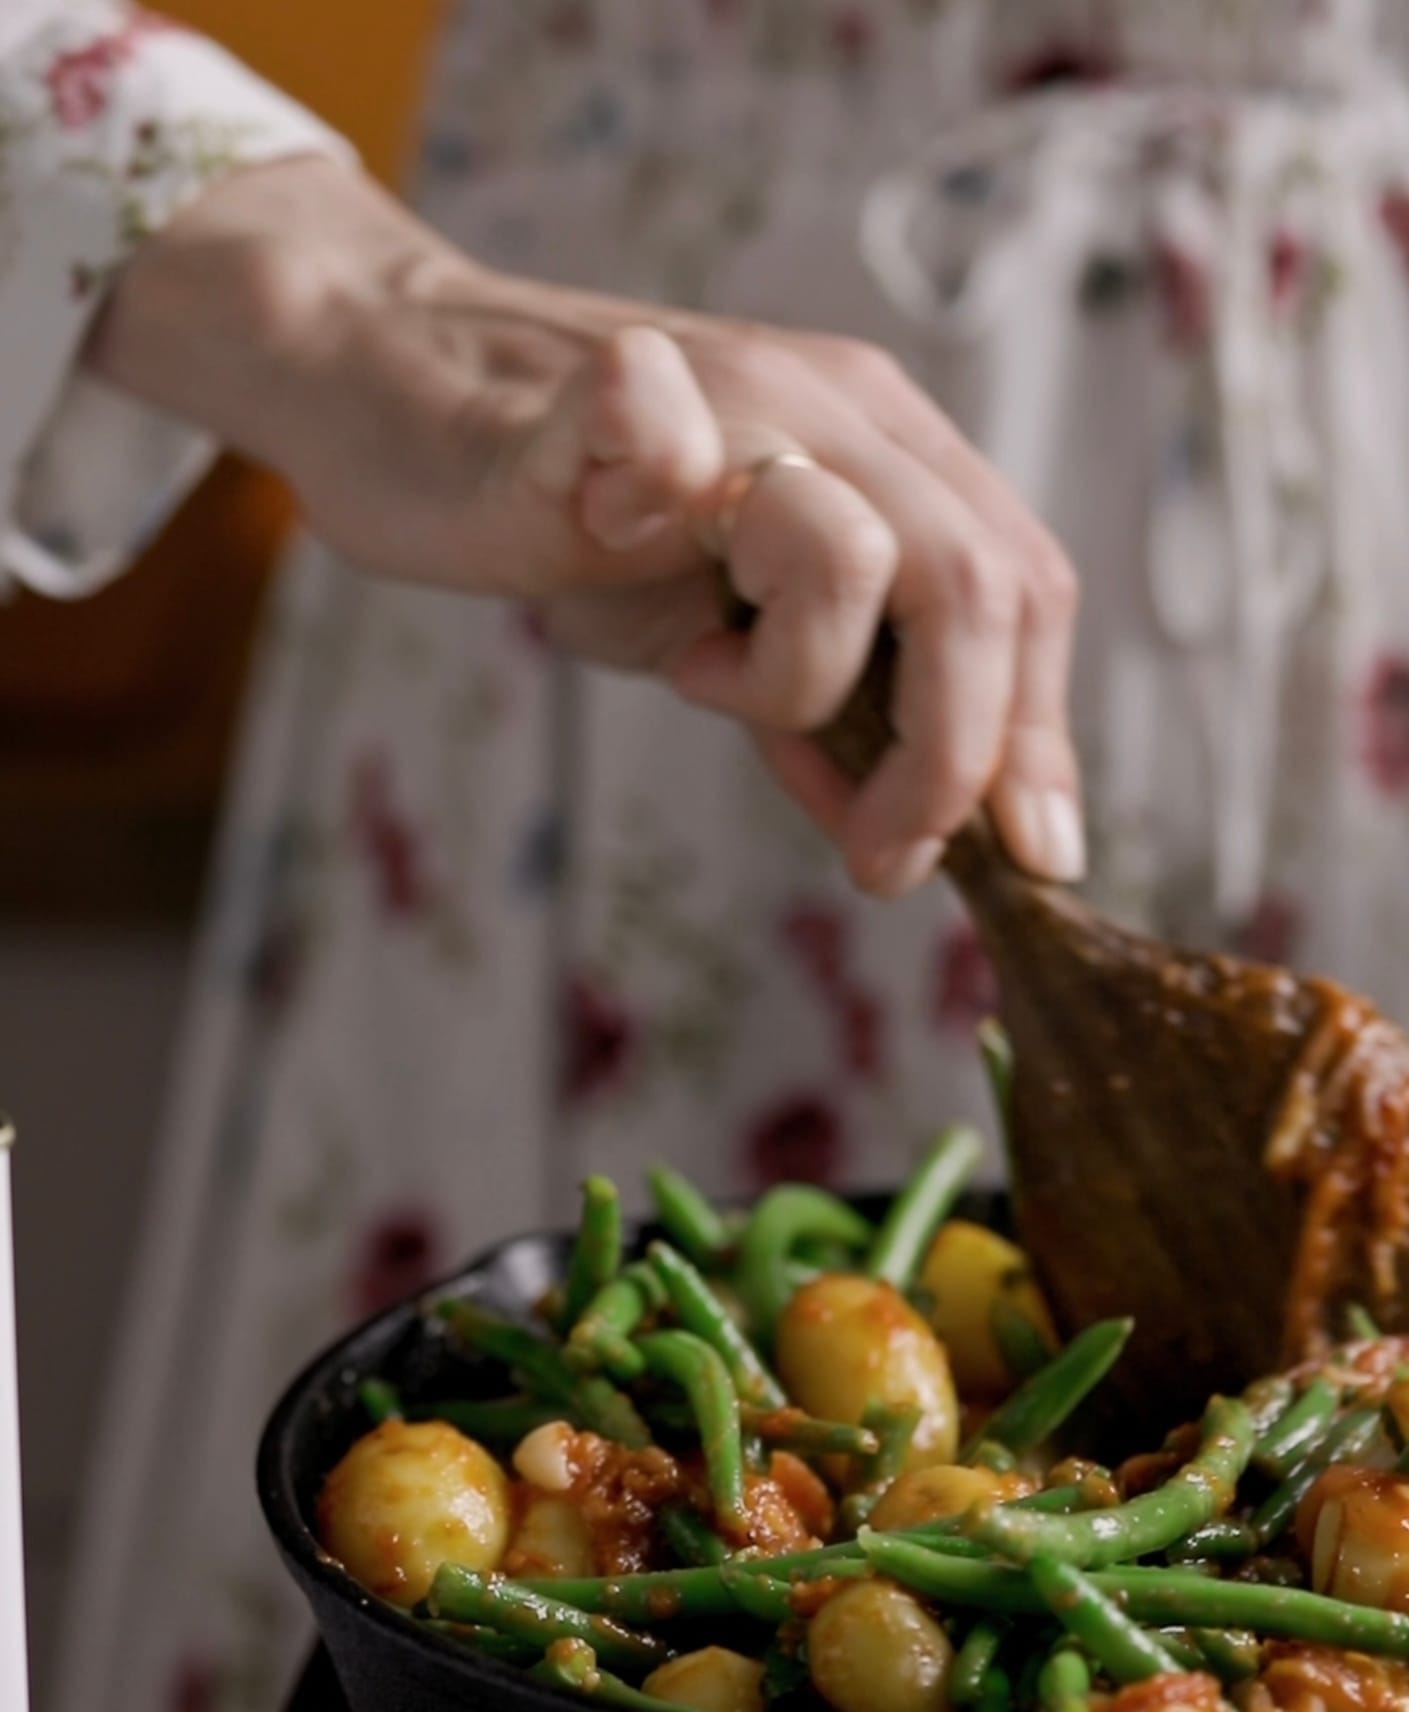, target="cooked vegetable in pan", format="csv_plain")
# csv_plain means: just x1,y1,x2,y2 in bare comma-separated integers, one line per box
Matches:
316,1073,1409,1711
